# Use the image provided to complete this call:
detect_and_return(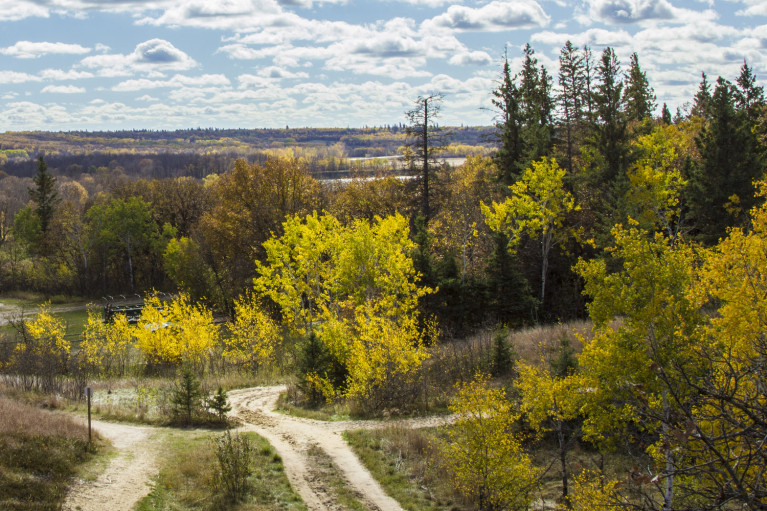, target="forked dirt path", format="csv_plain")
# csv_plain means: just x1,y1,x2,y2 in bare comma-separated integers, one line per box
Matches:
63,420,160,511
228,386,452,511
63,386,451,511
